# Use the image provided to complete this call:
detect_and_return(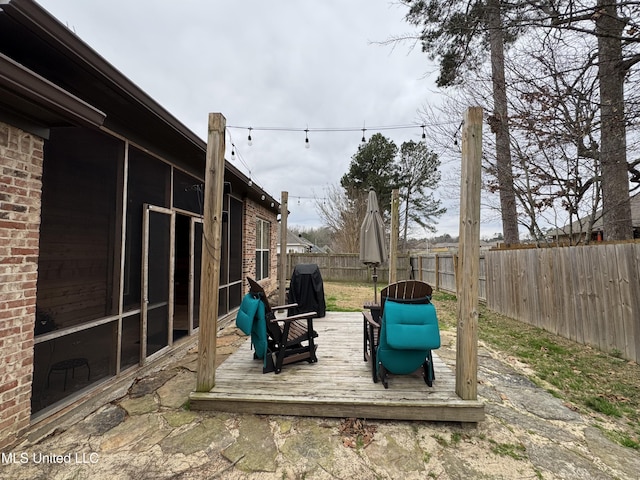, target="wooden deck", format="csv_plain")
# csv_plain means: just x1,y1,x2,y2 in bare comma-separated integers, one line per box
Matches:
189,312,485,423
